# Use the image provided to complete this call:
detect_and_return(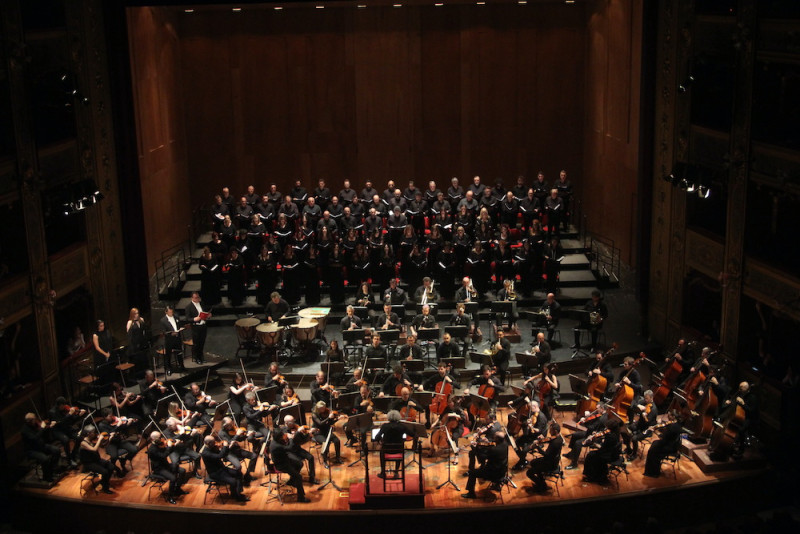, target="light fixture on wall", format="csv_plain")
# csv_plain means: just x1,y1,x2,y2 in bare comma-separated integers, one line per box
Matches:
678,75,695,93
